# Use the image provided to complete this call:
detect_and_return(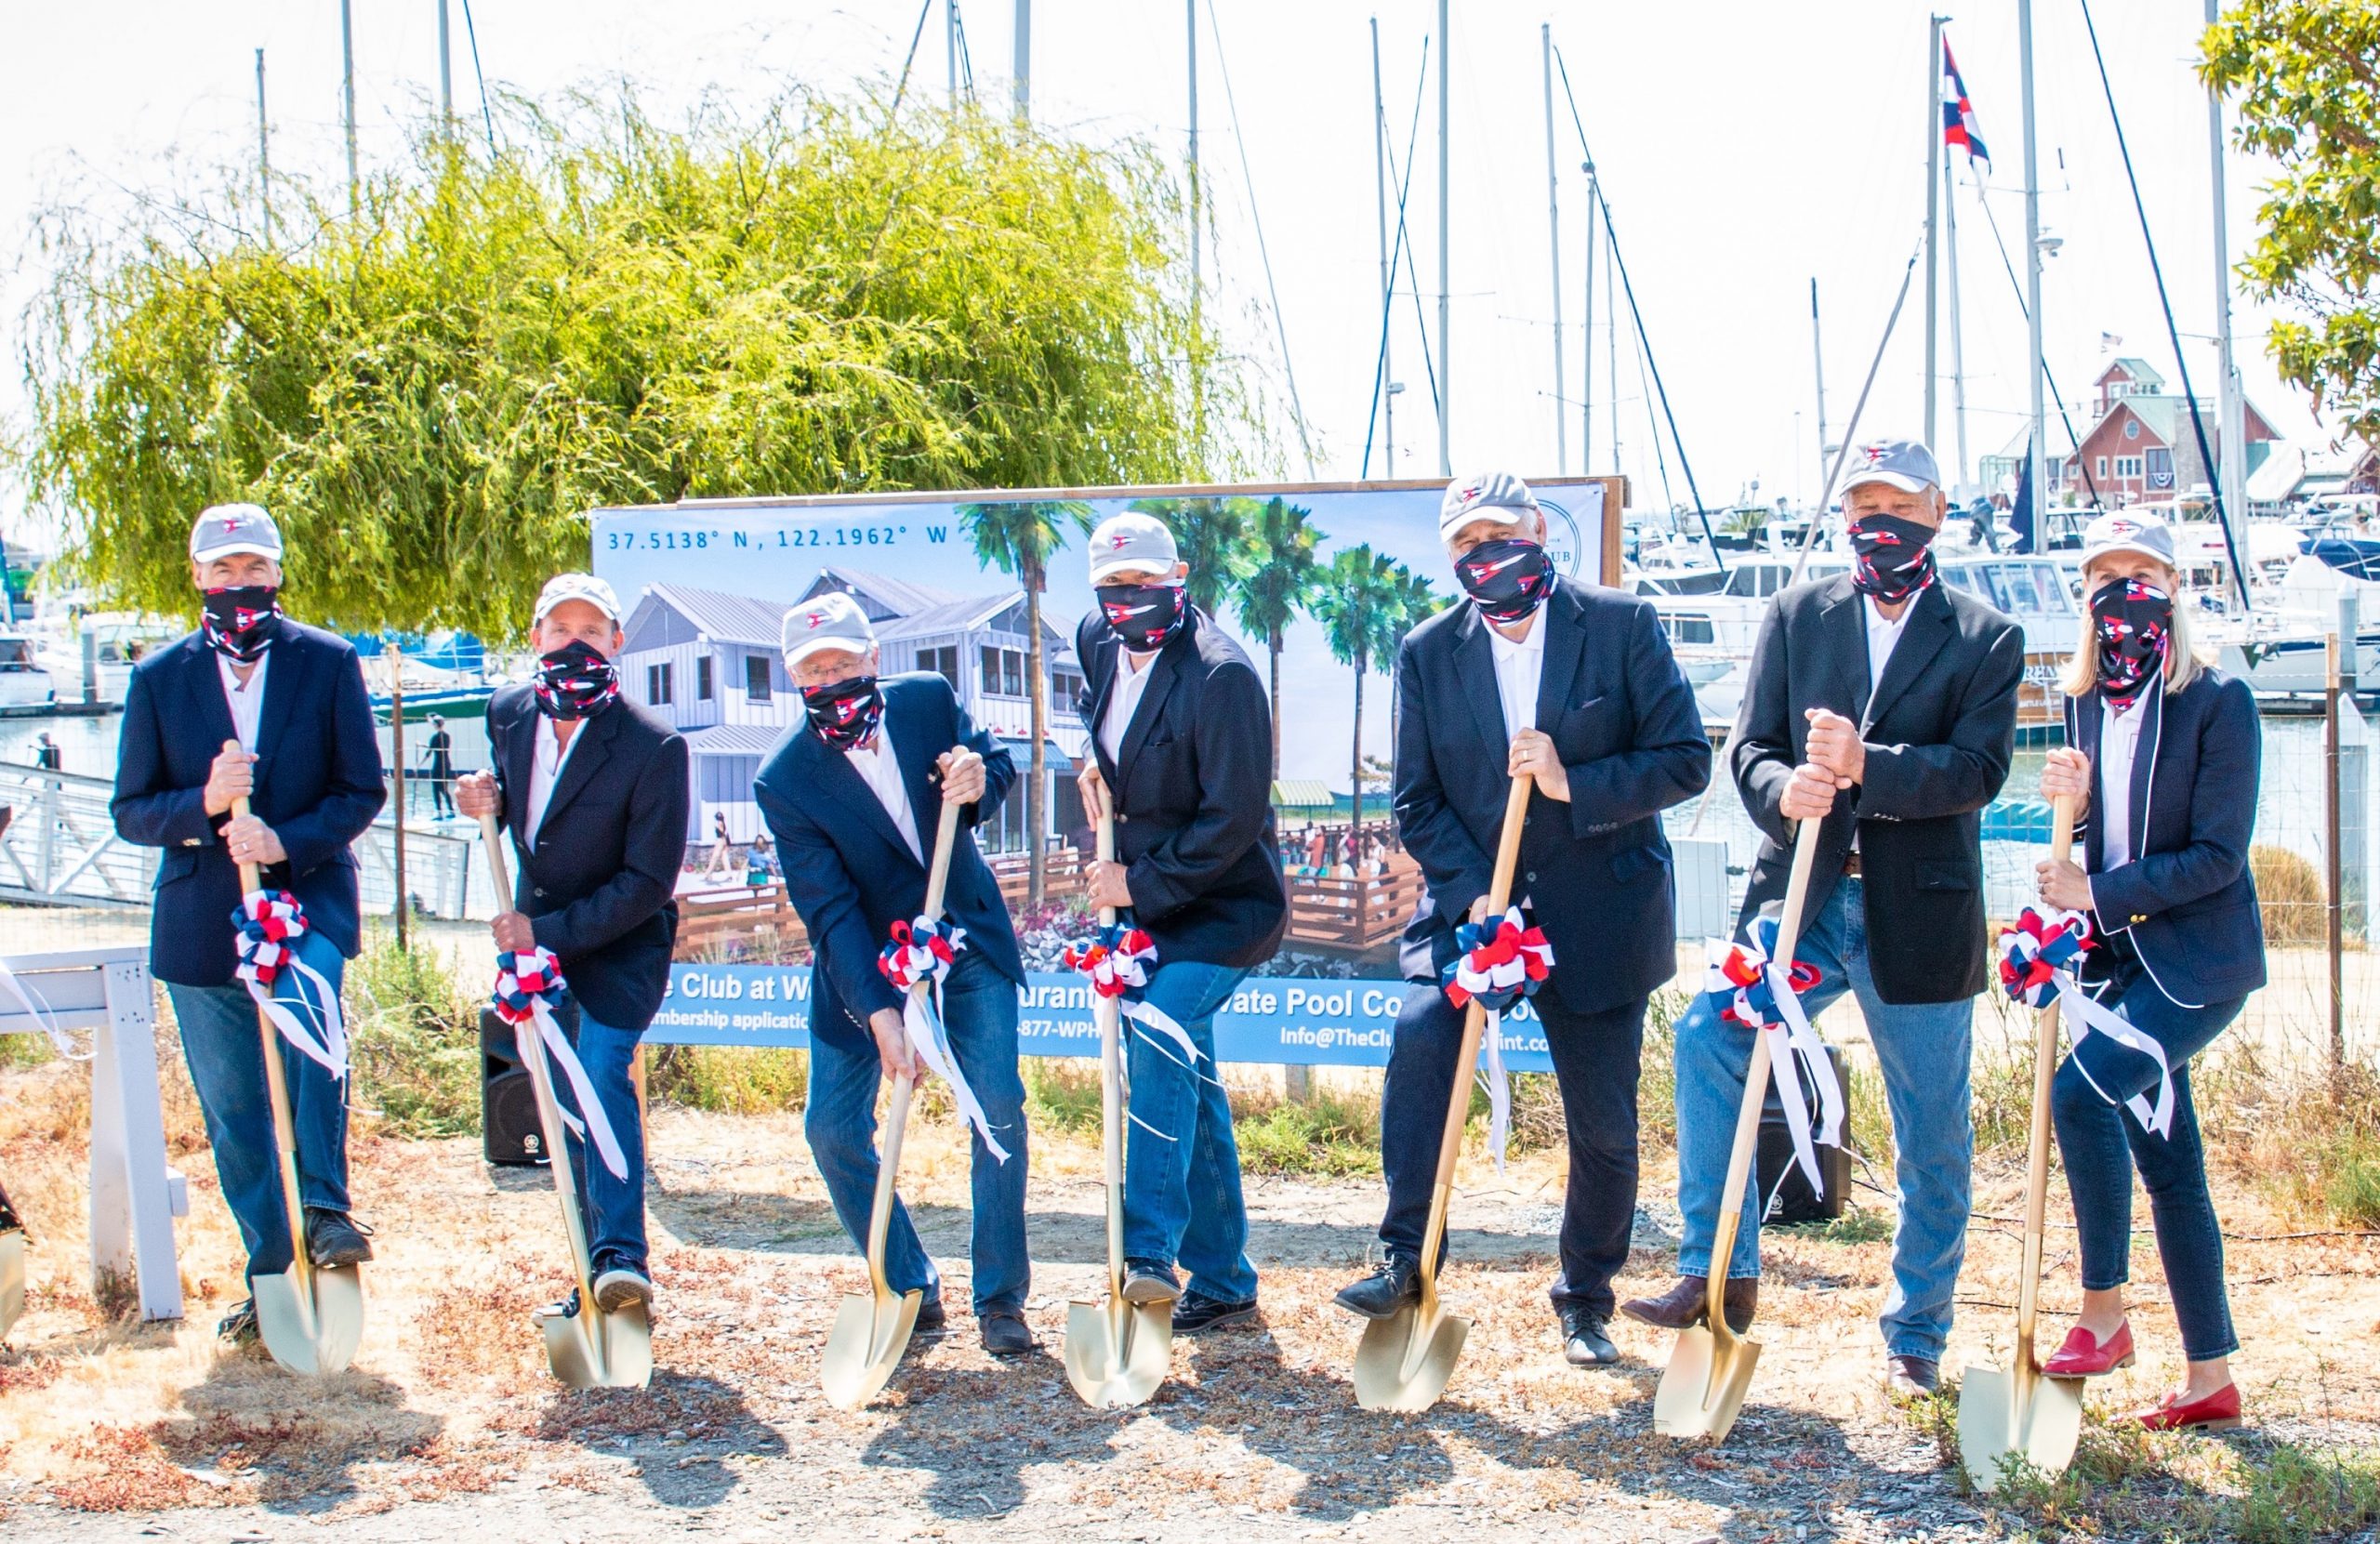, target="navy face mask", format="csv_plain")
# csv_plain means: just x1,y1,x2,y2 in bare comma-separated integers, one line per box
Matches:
201,586,281,662
1847,513,1939,604
801,673,884,751
1099,584,1189,653
532,640,621,720
1453,538,1556,625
